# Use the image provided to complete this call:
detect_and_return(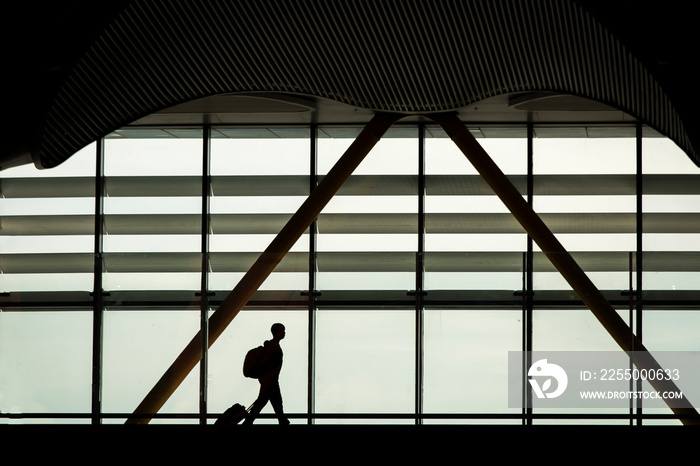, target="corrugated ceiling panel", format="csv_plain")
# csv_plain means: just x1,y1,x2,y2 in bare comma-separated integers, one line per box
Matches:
35,0,696,171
